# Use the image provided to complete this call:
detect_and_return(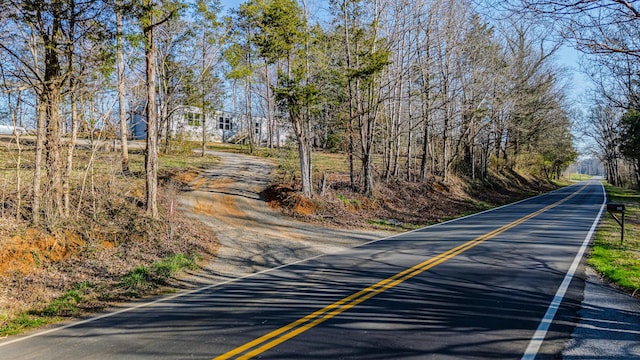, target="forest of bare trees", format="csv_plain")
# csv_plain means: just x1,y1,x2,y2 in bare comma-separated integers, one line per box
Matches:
0,0,596,228
509,0,640,189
